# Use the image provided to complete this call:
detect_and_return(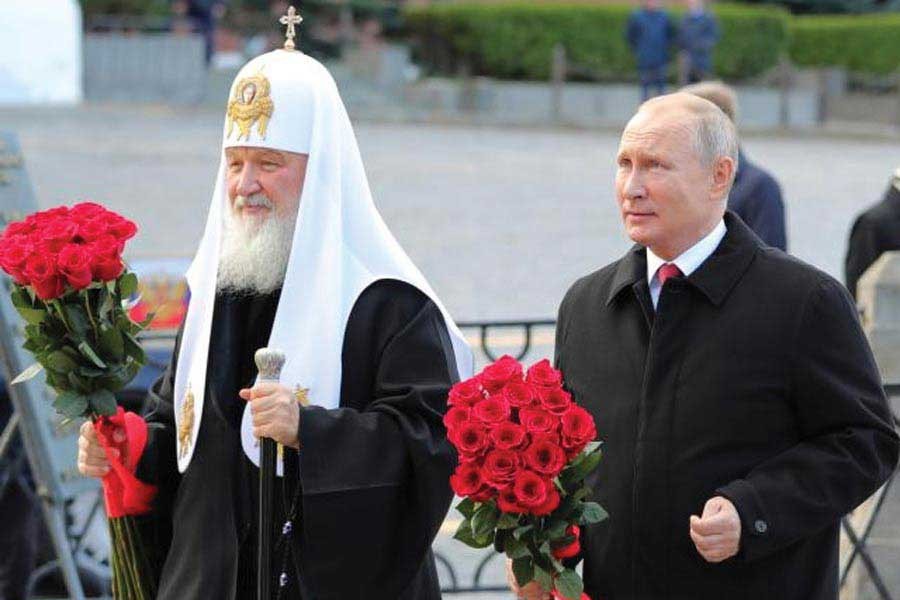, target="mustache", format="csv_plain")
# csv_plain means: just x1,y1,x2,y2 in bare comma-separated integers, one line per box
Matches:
234,194,273,210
